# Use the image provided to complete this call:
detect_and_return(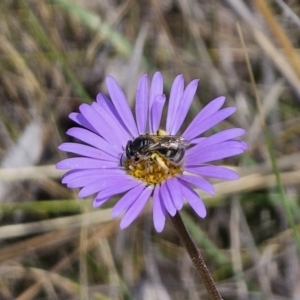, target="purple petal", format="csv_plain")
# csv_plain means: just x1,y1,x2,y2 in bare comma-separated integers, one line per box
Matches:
179,180,206,218
96,93,132,137
94,179,140,200
166,75,184,133
68,174,126,188
62,168,126,185
171,79,199,135
153,185,167,232
159,181,176,216
91,101,131,144
93,196,111,208
78,176,136,198
96,93,115,113
241,141,248,150
200,128,245,148
66,128,120,156
69,112,95,132
79,104,122,147
56,157,119,170
149,72,163,109
178,175,215,195
112,183,146,217
187,128,245,157
190,137,206,144
197,96,225,117
184,107,236,140
93,183,143,207
61,169,78,183
191,139,244,152
150,94,166,134
120,185,154,229
58,143,118,162
166,178,183,210
182,96,225,139
106,76,138,137
135,74,148,134
184,165,239,180
185,141,245,164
